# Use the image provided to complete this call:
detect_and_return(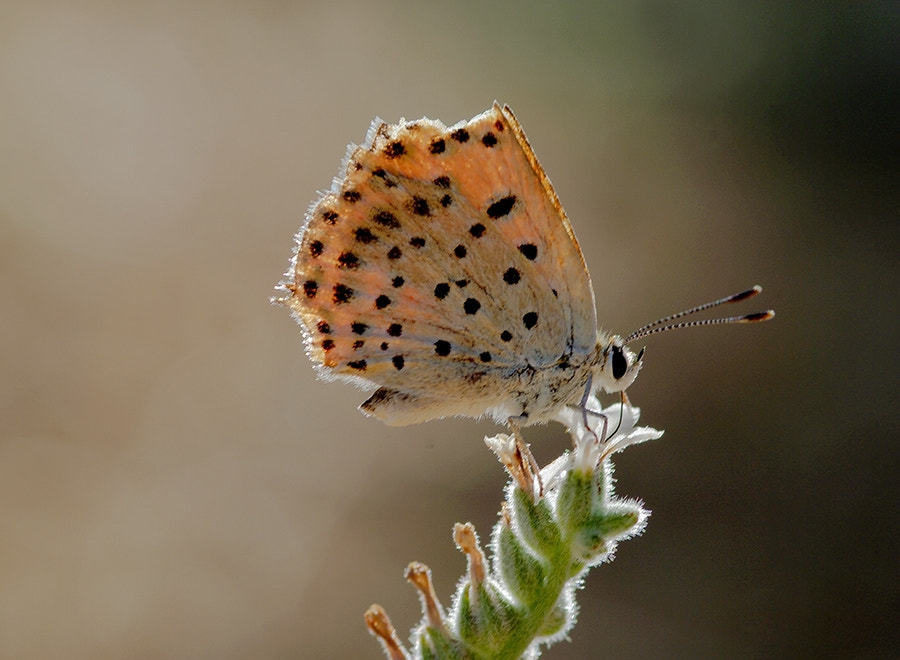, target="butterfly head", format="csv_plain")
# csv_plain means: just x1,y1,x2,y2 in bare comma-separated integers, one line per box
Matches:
594,336,644,394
